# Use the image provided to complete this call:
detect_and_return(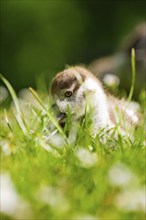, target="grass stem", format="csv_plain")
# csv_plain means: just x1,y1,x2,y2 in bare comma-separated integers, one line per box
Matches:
128,48,136,101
